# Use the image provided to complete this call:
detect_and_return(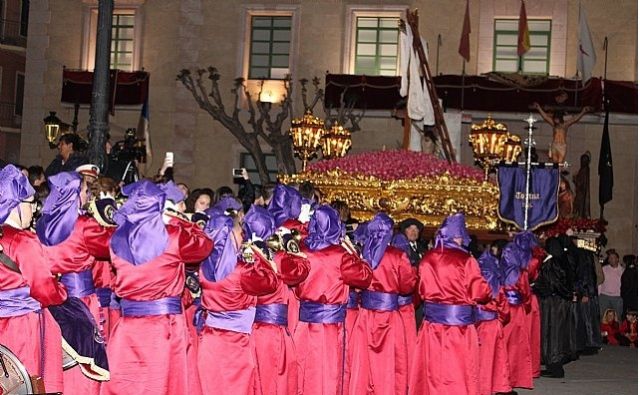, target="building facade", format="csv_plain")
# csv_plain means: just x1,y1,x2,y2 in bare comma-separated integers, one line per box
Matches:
15,0,639,254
